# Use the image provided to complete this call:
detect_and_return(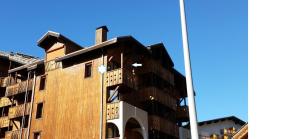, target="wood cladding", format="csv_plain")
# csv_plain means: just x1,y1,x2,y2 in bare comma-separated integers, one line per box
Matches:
0,77,6,87
105,69,123,87
45,42,65,61
6,79,33,97
29,56,107,139
148,115,179,138
107,102,119,120
142,59,174,86
0,97,12,108
139,87,177,110
44,60,62,72
3,77,17,87
0,116,9,128
105,68,134,89
5,128,28,139
8,103,31,119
